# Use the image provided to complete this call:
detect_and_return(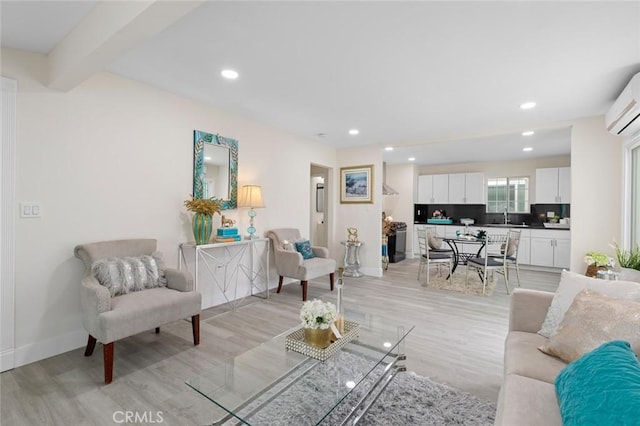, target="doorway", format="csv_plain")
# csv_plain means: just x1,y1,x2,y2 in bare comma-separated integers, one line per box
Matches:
310,164,330,247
